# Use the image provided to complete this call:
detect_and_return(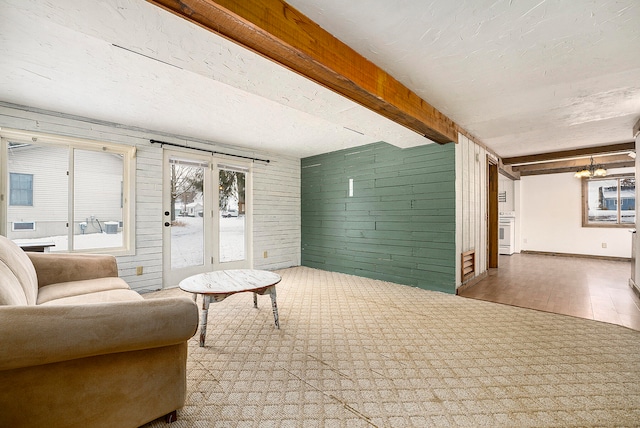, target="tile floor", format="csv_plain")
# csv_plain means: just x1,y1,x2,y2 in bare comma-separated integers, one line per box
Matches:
458,253,640,331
